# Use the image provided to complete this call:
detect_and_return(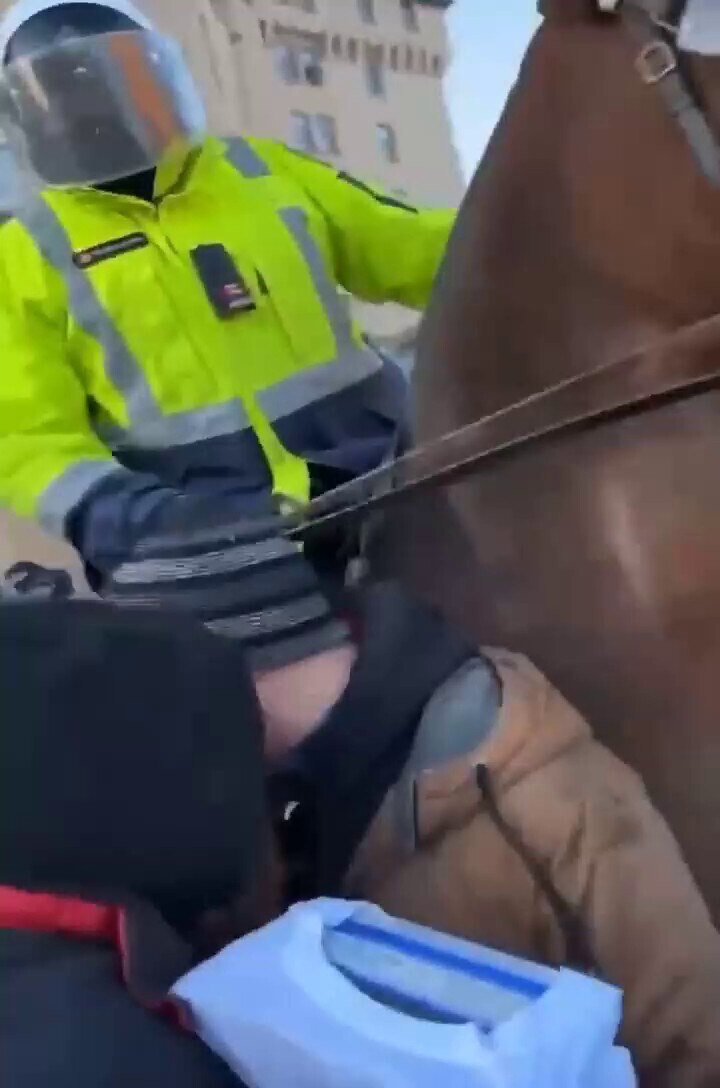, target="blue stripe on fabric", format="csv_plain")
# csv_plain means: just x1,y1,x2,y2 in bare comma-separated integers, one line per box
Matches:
334,966,495,1031
333,919,549,1001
